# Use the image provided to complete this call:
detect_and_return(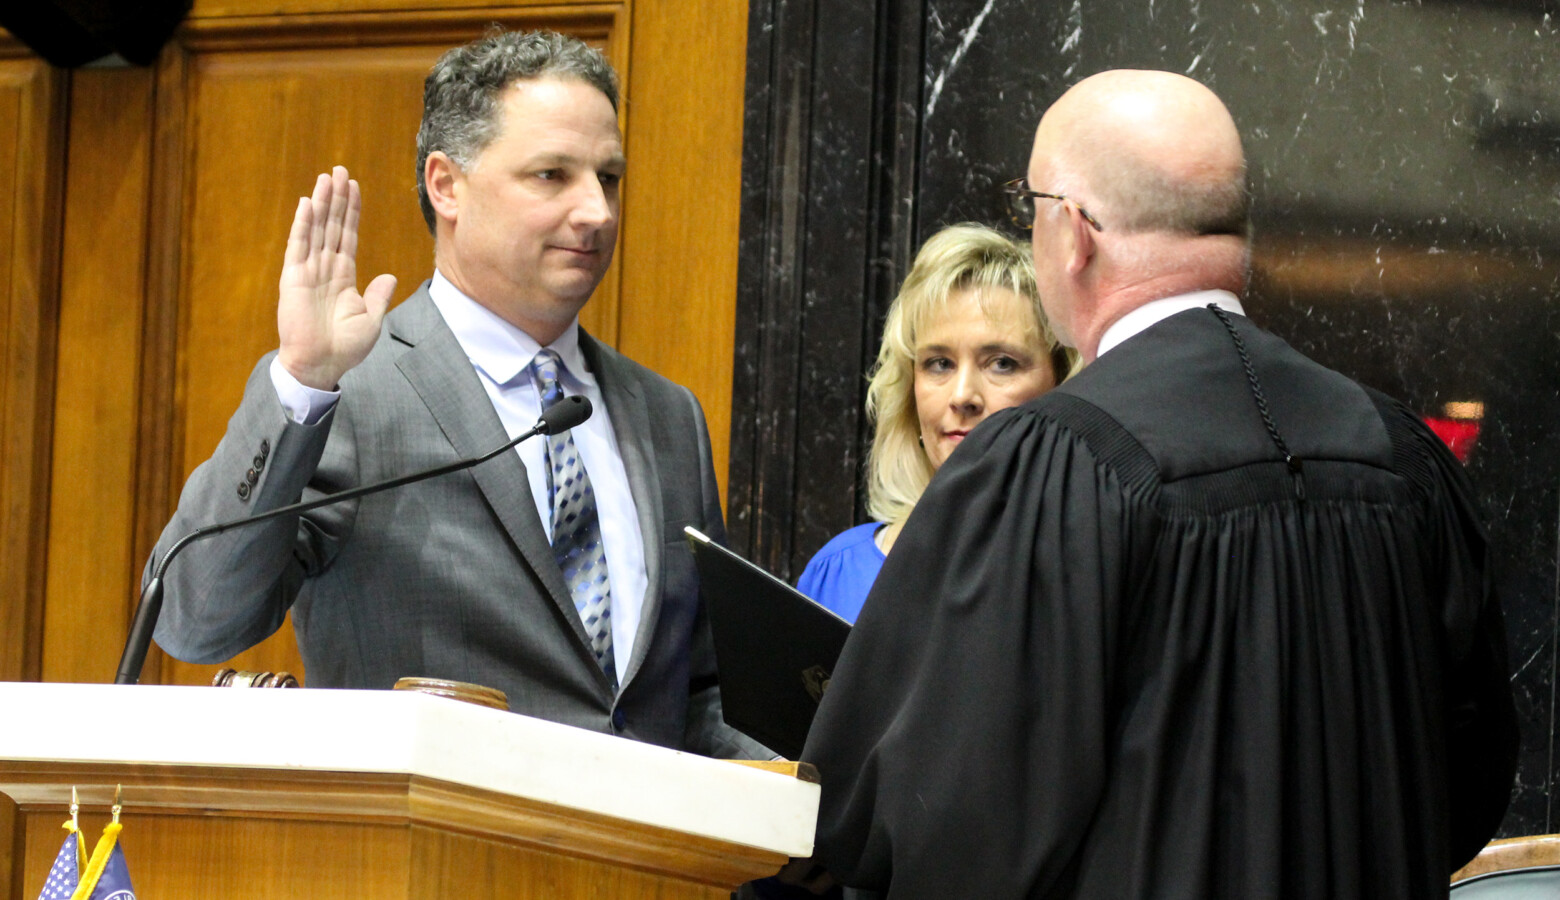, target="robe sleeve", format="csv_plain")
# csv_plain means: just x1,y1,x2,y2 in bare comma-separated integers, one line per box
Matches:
801,405,1140,897
1407,408,1519,870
